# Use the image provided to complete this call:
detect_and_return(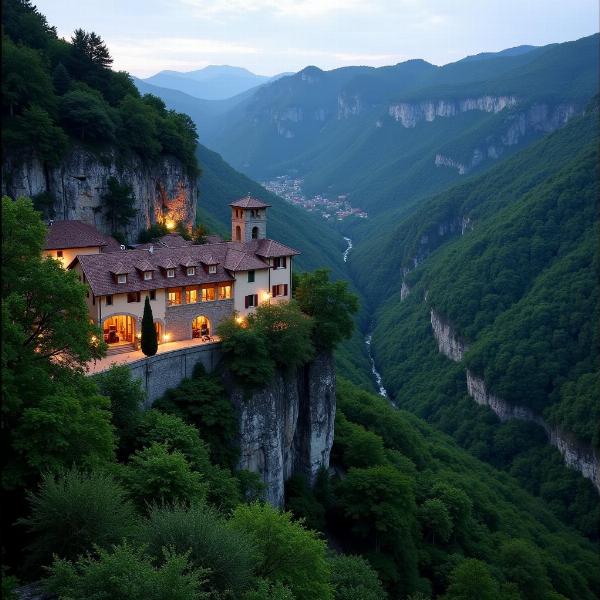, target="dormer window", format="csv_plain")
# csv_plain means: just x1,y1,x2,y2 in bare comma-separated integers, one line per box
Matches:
117,274,127,284
167,268,175,278
144,271,153,281
208,265,217,274
187,266,195,276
